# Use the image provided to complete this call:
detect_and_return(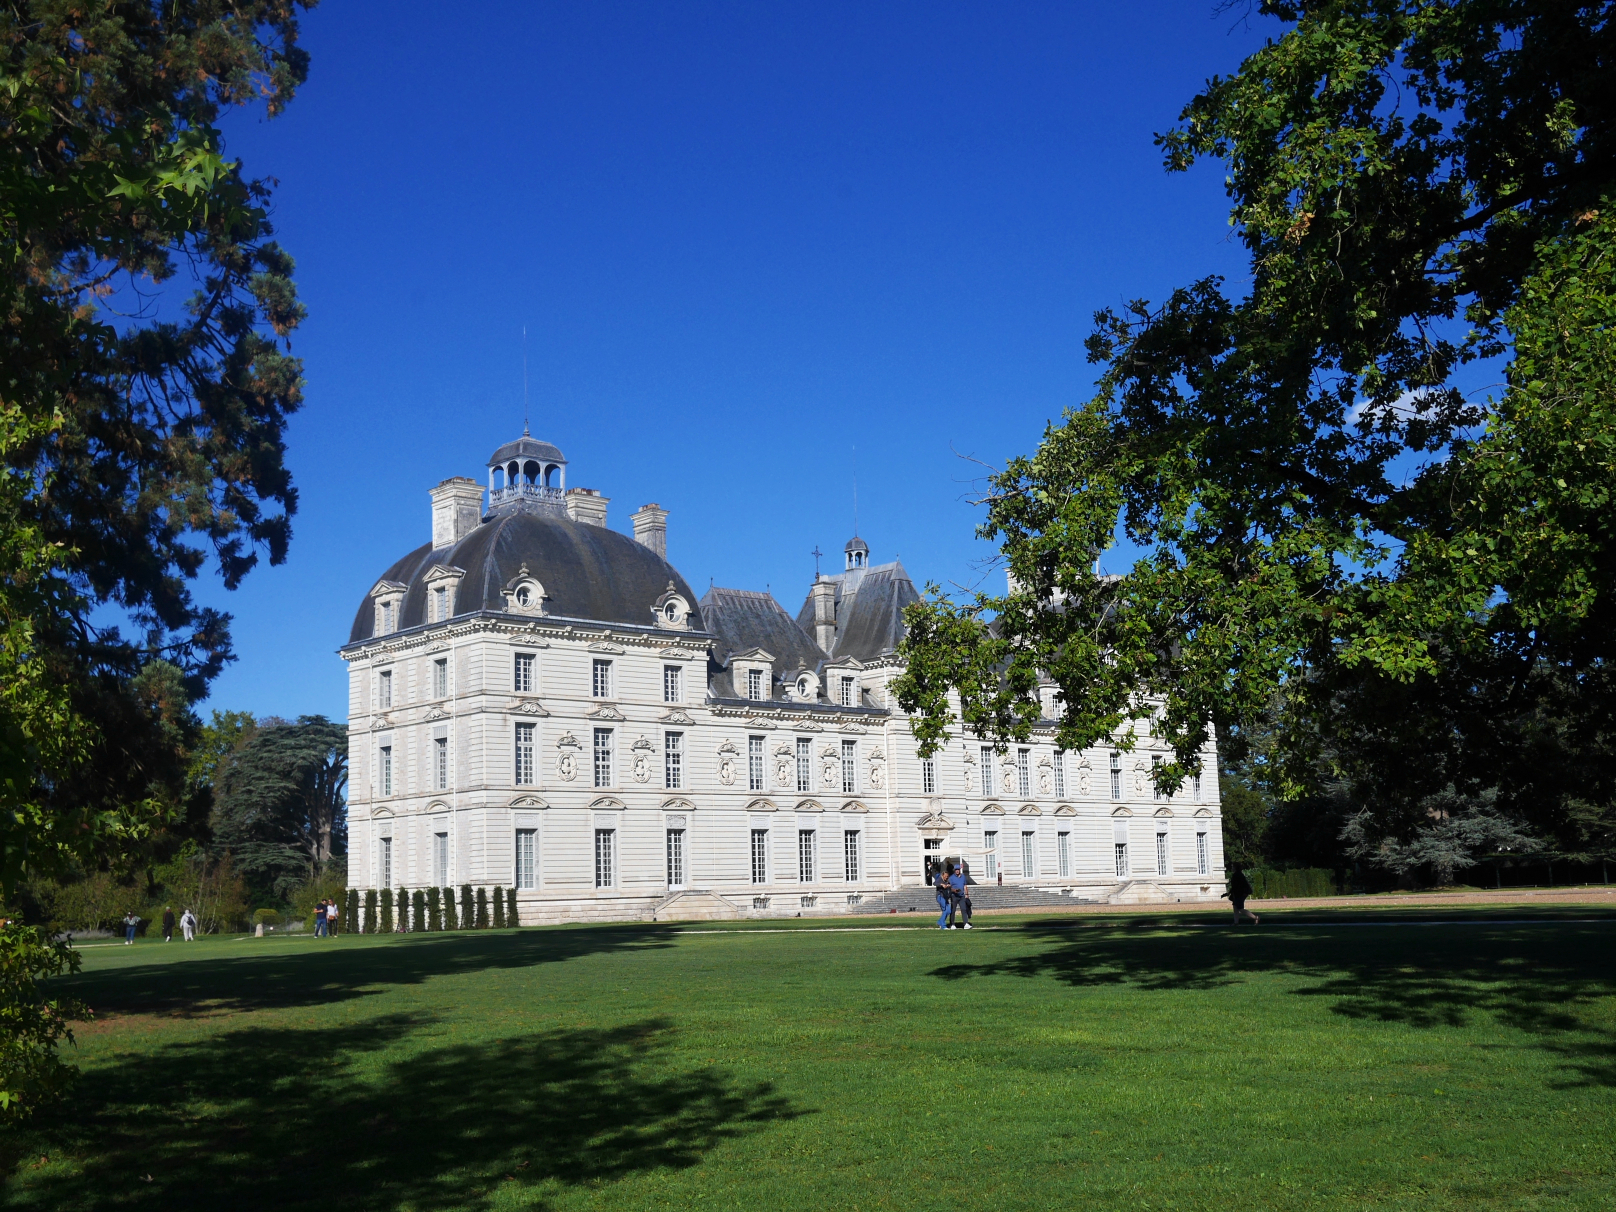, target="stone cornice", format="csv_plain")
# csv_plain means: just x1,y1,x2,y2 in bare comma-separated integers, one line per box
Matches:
339,611,718,663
